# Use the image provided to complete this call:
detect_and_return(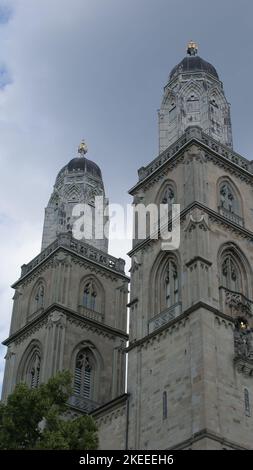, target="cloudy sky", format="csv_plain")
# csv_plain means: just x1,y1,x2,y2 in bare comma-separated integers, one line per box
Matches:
0,0,253,392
